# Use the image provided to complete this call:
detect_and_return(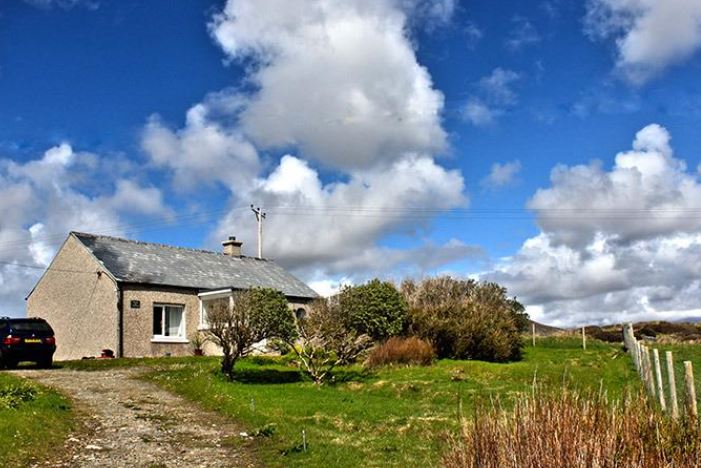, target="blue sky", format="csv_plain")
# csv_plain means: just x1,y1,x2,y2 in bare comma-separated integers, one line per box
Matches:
2,0,701,325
